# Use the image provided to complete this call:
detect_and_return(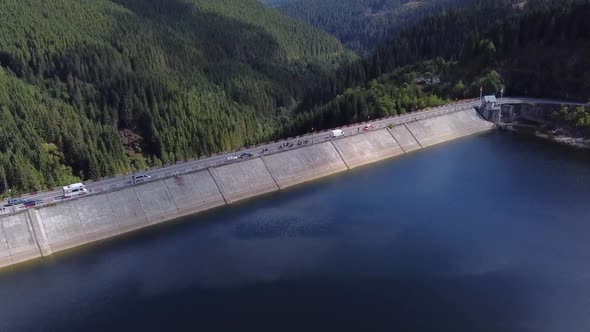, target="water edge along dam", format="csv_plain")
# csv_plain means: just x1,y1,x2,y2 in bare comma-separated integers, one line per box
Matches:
0,106,526,269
